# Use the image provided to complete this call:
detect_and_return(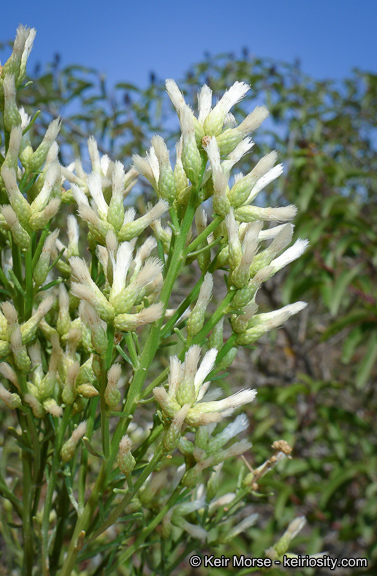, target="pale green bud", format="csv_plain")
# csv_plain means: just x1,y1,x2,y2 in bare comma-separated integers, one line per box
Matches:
176,345,201,406
76,383,99,398
1,165,32,229
38,371,57,401
118,200,168,242
153,386,181,419
106,162,125,231
33,229,60,286
112,258,163,314
274,517,307,557
209,318,224,350
152,136,176,202
249,223,293,277
232,302,258,333
235,204,297,224
217,105,269,156
204,137,230,216
75,357,95,387
29,118,61,172
163,404,190,453
24,393,45,418
118,435,136,475
62,361,79,405
29,199,61,230
61,422,87,462
1,205,30,251
43,398,63,418
174,138,190,206
206,464,223,501
114,302,163,332
195,425,210,451
236,302,307,345
203,82,249,136
80,302,108,356
0,341,10,356
104,364,122,408
179,437,194,455
3,306,31,371
180,107,202,187
182,464,205,489
21,297,54,344
1,26,30,80
225,209,242,270
187,273,213,337
3,75,21,132
56,284,71,336
18,27,36,85
0,384,22,409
